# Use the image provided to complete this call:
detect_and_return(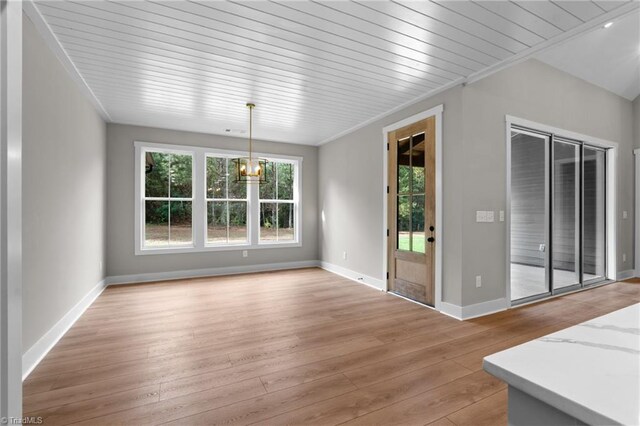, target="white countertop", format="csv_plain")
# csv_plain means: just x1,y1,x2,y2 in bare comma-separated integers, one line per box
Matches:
484,303,640,426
